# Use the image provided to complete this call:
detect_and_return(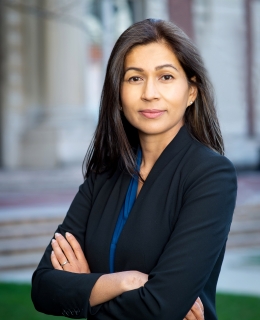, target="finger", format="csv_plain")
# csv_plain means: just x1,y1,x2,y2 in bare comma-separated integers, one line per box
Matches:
190,301,204,320
50,250,63,270
196,297,204,312
185,310,197,320
65,232,85,261
54,233,76,262
51,238,69,267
